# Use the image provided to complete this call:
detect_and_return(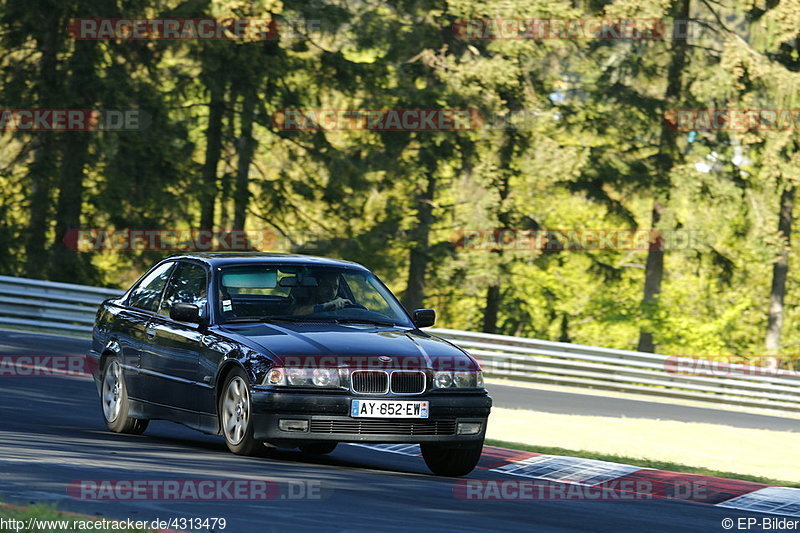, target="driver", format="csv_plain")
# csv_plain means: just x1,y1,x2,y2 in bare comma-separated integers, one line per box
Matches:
291,272,351,315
